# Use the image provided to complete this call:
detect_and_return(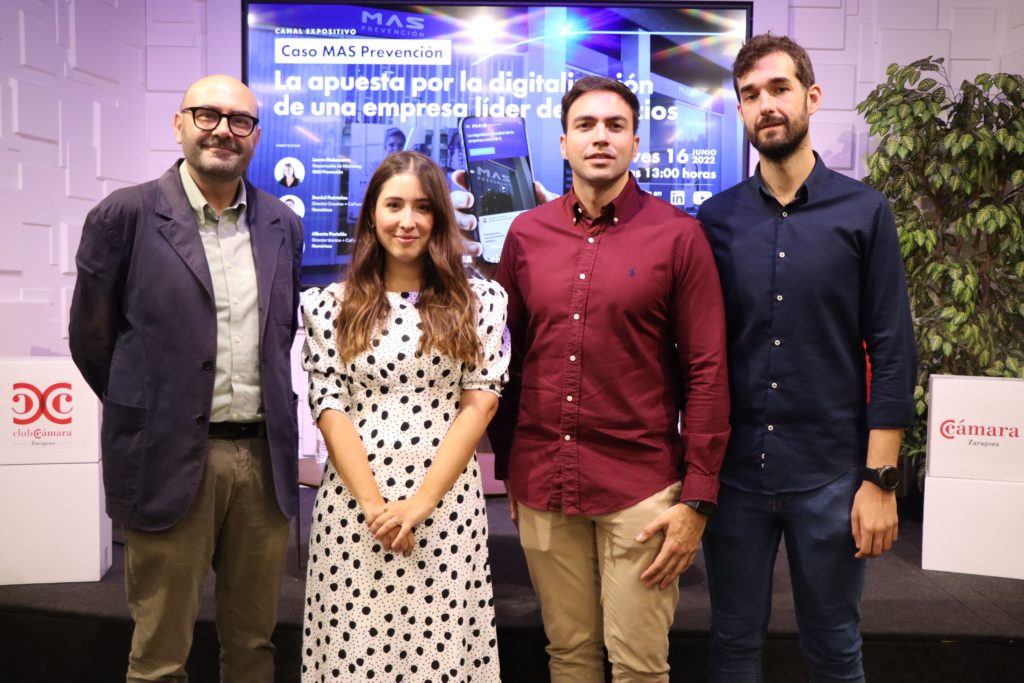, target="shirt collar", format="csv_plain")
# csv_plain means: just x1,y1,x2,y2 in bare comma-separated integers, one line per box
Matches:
178,160,247,226
563,173,643,226
751,150,826,208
